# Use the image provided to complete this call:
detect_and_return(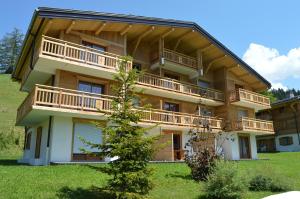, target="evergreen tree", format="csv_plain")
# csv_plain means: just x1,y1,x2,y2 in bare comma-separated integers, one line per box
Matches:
0,28,24,73
85,56,155,198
